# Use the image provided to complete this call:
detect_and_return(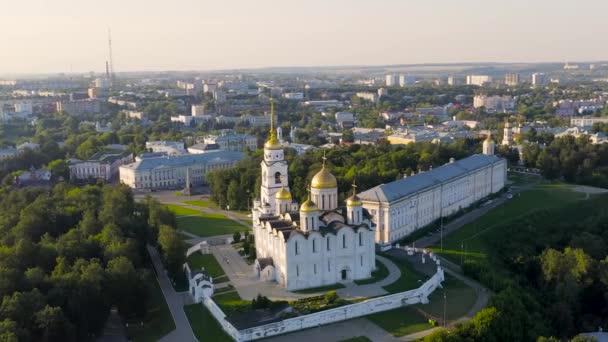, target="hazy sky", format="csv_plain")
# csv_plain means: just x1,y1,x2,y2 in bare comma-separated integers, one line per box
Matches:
1,0,607,74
